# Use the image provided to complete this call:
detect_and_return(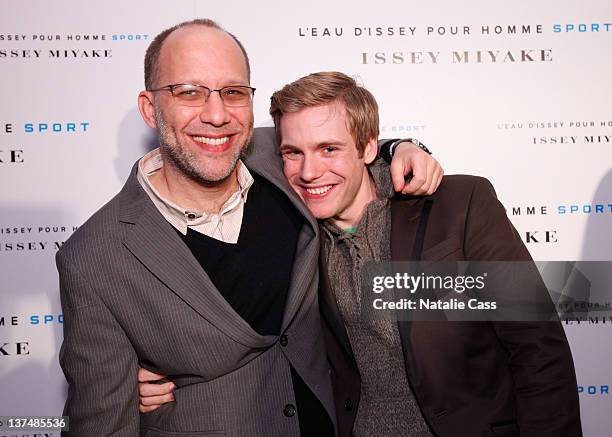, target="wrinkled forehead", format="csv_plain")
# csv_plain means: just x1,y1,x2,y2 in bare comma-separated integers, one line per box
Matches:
156,25,249,85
